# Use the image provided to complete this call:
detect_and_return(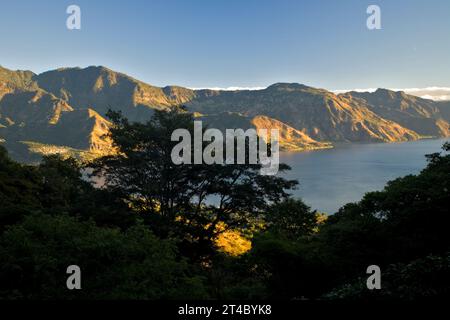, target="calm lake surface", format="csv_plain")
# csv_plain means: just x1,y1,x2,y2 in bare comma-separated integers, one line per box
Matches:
280,138,449,214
